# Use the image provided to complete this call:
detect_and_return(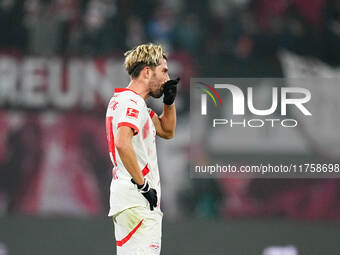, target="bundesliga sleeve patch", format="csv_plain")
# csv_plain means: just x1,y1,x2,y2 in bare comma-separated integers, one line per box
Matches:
126,107,139,119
